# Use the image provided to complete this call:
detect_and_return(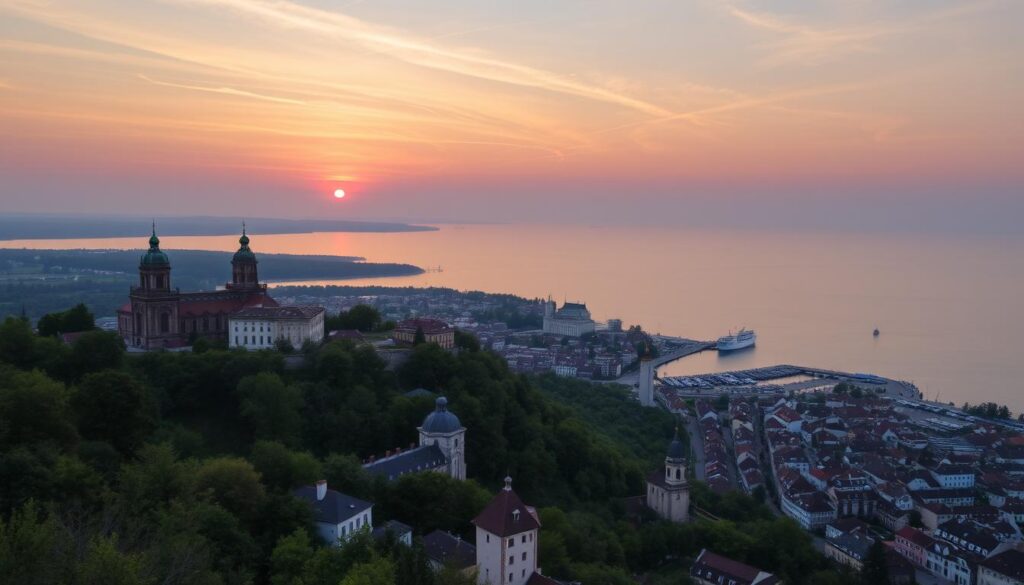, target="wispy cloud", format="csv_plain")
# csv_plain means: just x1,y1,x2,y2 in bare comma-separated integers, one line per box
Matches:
138,74,307,105
725,1,1003,66
176,0,674,116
